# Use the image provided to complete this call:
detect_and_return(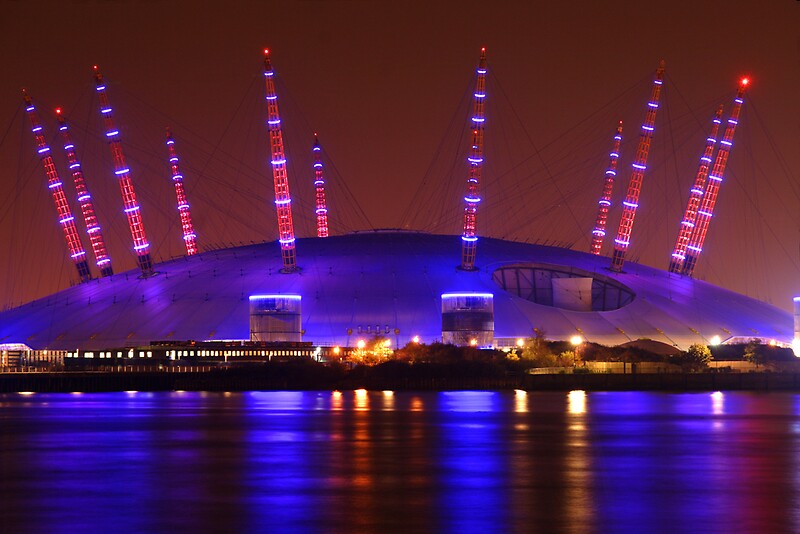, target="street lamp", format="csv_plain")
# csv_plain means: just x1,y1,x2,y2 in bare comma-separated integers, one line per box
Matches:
570,335,583,367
